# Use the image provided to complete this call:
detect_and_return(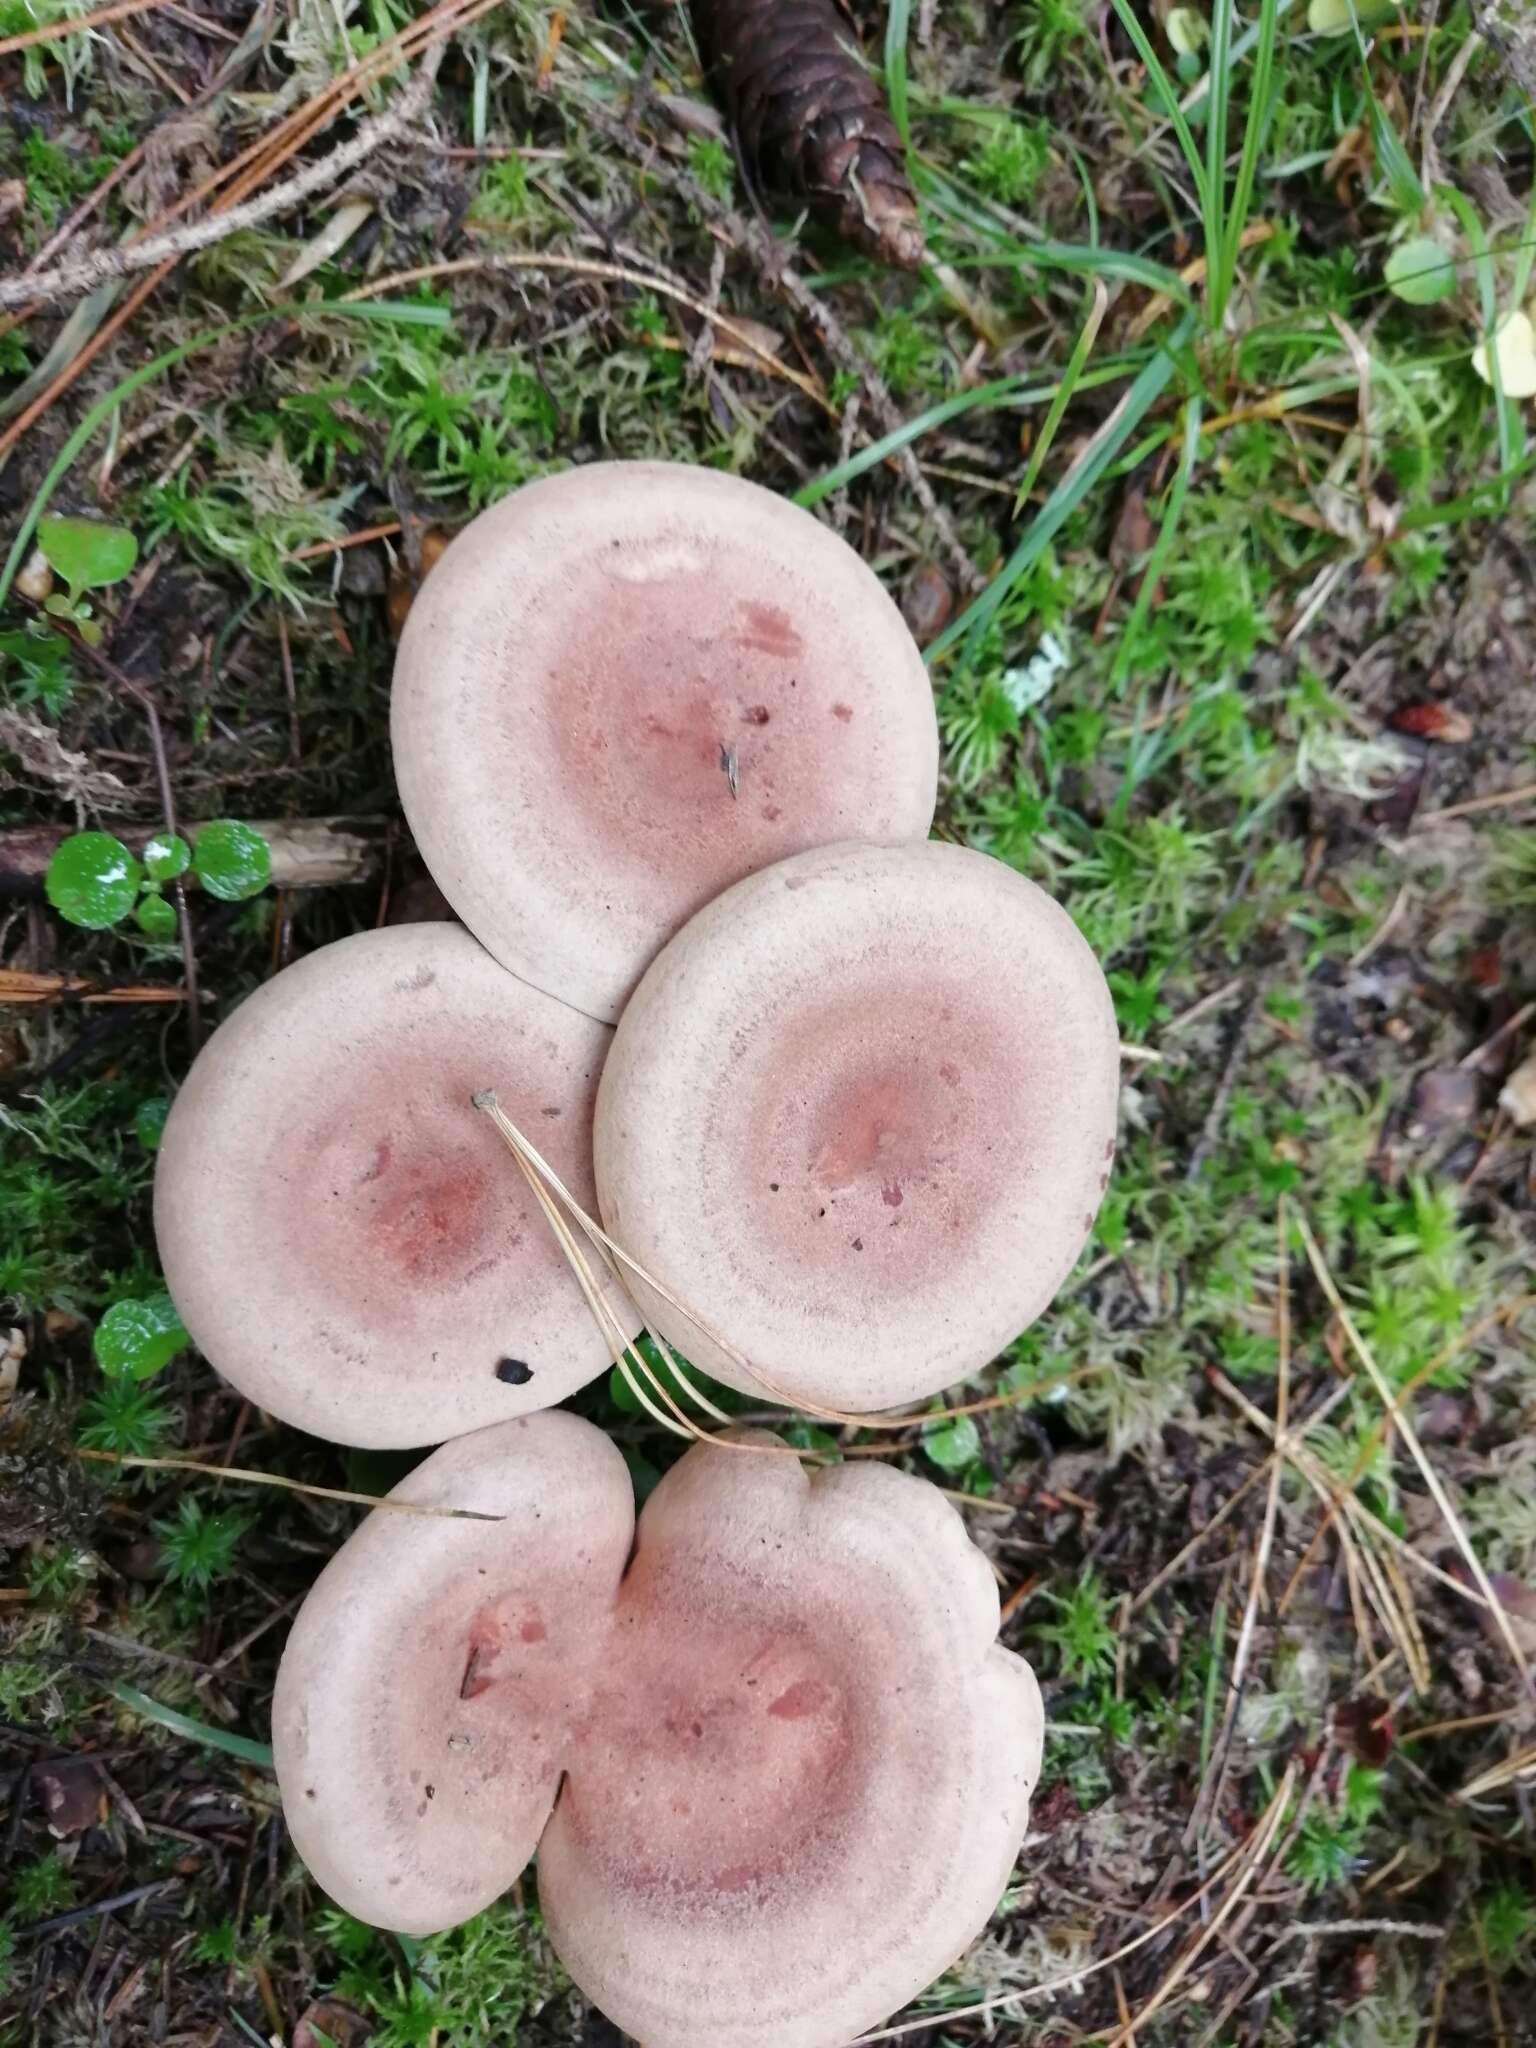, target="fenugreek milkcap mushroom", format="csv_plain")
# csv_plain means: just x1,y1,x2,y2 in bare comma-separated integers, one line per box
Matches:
272,1411,1043,2048
153,924,637,1447
594,838,1120,1412
391,462,939,1022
